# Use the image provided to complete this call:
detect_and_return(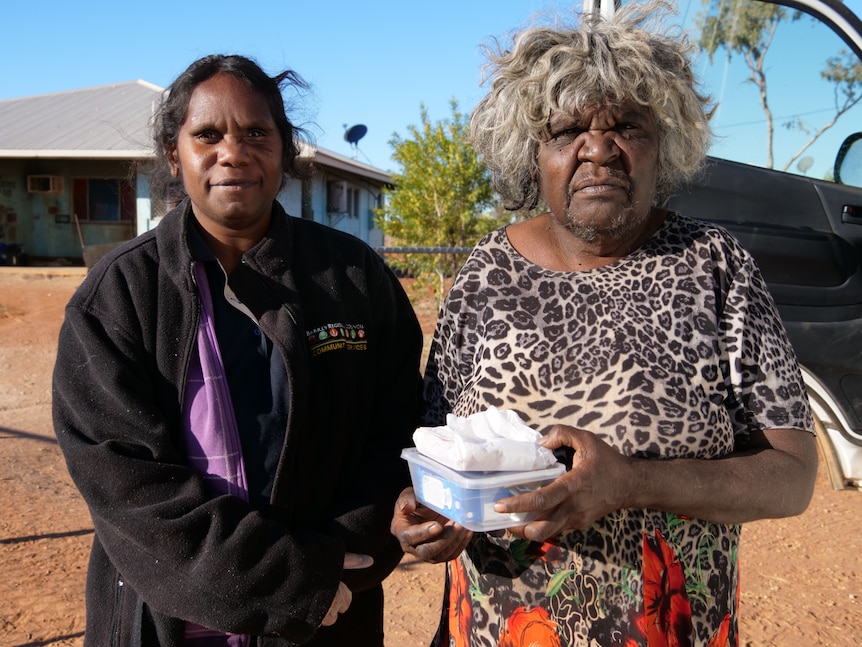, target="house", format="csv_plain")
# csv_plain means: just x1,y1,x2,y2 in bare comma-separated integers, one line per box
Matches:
0,80,390,264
